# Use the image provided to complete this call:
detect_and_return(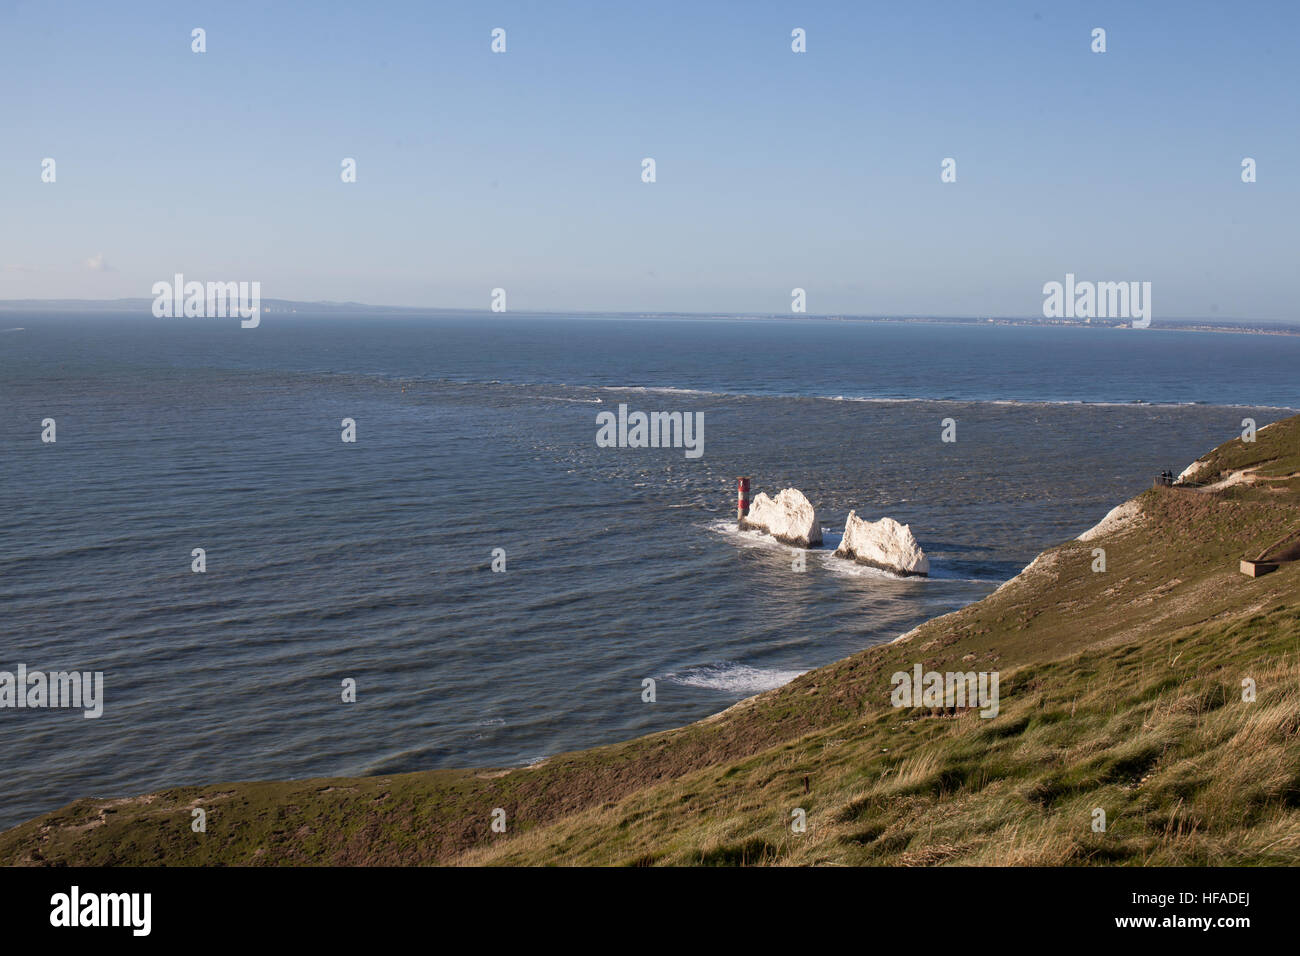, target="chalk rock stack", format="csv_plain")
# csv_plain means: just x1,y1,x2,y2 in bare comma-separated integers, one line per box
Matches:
740,488,822,547
835,512,929,577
